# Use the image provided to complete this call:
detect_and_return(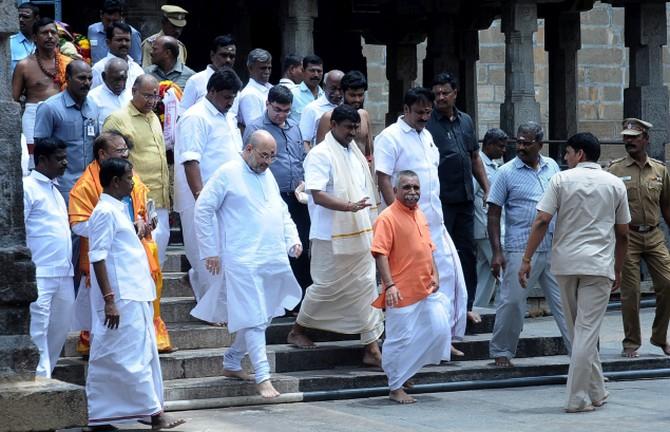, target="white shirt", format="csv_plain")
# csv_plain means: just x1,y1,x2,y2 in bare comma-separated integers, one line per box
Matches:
299,94,338,145
91,53,144,93
237,78,272,127
88,193,156,311
304,139,368,240
23,171,73,277
174,98,243,212
180,65,215,111
278,77,297,89
374,117,443,229
88,83,132,128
